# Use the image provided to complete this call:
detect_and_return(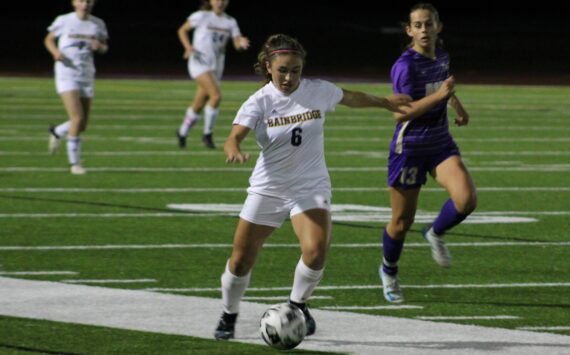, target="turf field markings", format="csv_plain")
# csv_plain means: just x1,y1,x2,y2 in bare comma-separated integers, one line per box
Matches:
0,271,78,276
1,241,570,251
321,305,423,310
416,316,520,320
242,295,333,301
145,282,570,293
4,277,570,354
63,279,157,284
1,187,569,193
2,165,570,172
517,326,570,331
